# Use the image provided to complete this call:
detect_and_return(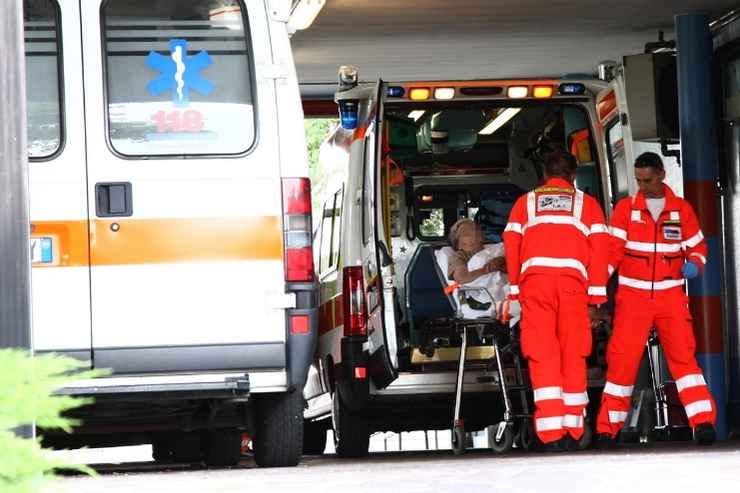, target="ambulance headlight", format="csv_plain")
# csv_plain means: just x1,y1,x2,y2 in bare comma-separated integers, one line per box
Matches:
339,100,359,130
